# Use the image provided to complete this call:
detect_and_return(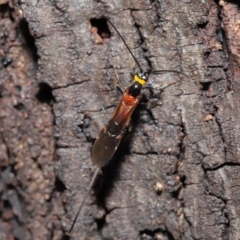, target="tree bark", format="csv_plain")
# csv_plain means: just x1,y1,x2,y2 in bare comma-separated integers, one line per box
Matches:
1,0,240,239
